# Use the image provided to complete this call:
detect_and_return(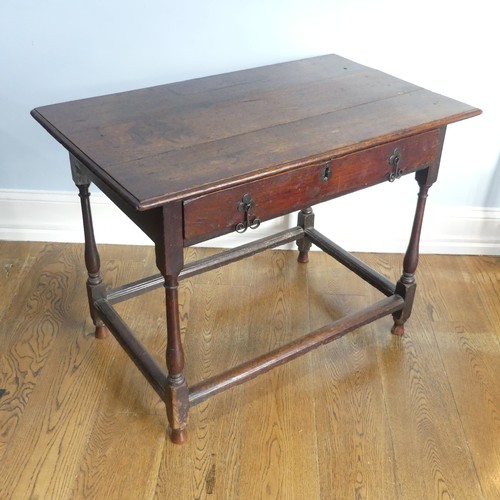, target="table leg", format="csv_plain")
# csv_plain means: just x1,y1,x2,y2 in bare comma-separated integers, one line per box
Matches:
297,207,314,263
71,163,108,339
164,276,189,444
392,169,435,336
153,203,189,443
